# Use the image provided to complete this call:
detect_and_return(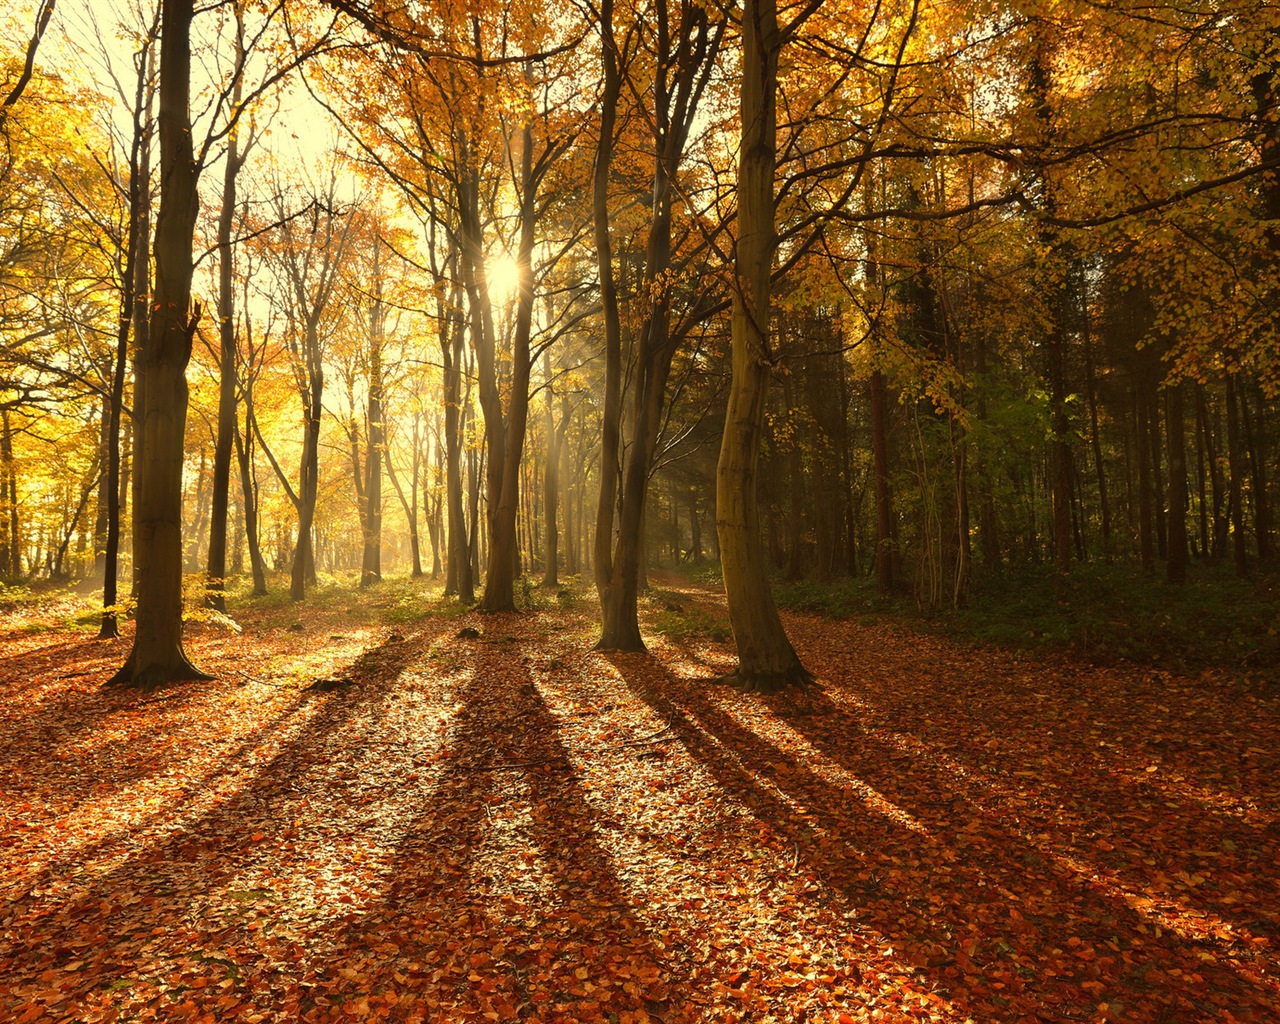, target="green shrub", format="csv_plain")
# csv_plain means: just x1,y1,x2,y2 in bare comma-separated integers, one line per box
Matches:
650,605,731,644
